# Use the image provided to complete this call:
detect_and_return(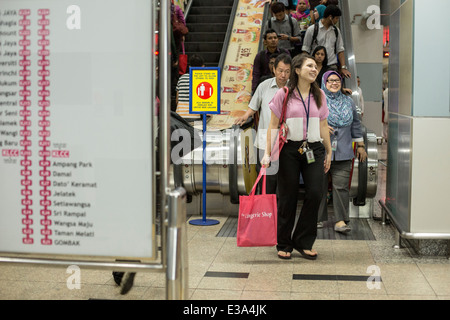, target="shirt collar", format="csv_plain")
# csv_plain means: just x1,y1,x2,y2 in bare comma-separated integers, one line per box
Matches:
265,47,281,55
273,15,288,23
319,19,334,31
270,78,289,89
270,78,278,88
